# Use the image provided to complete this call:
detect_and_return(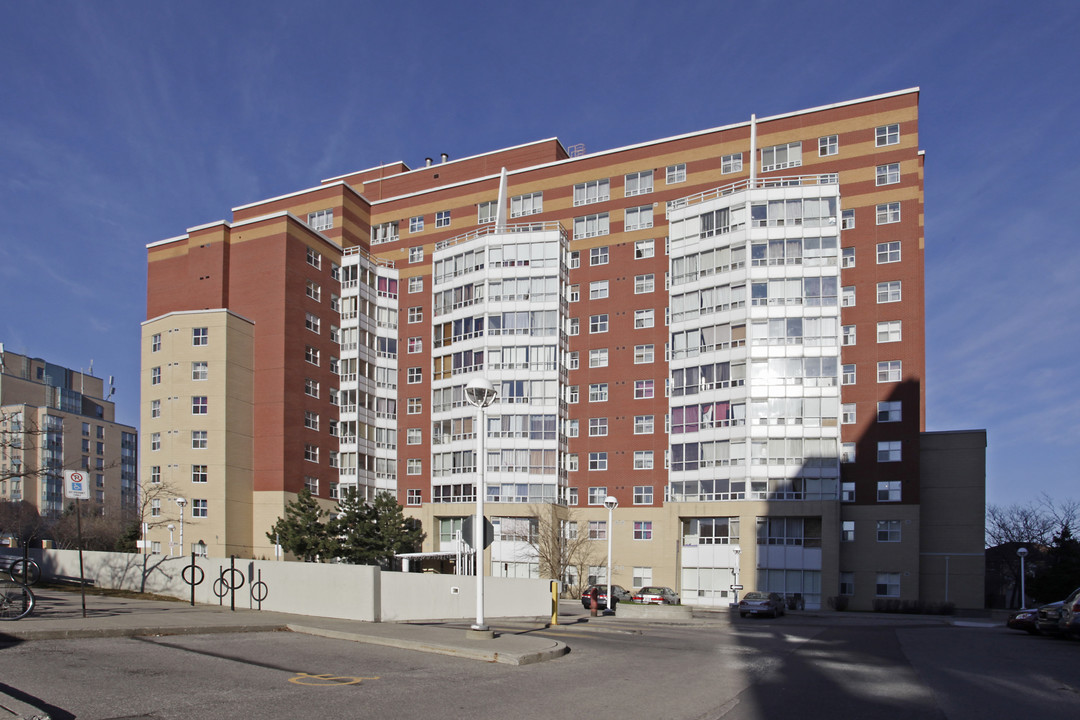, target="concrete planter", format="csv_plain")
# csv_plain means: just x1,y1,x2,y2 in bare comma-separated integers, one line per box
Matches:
616,603,693,621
